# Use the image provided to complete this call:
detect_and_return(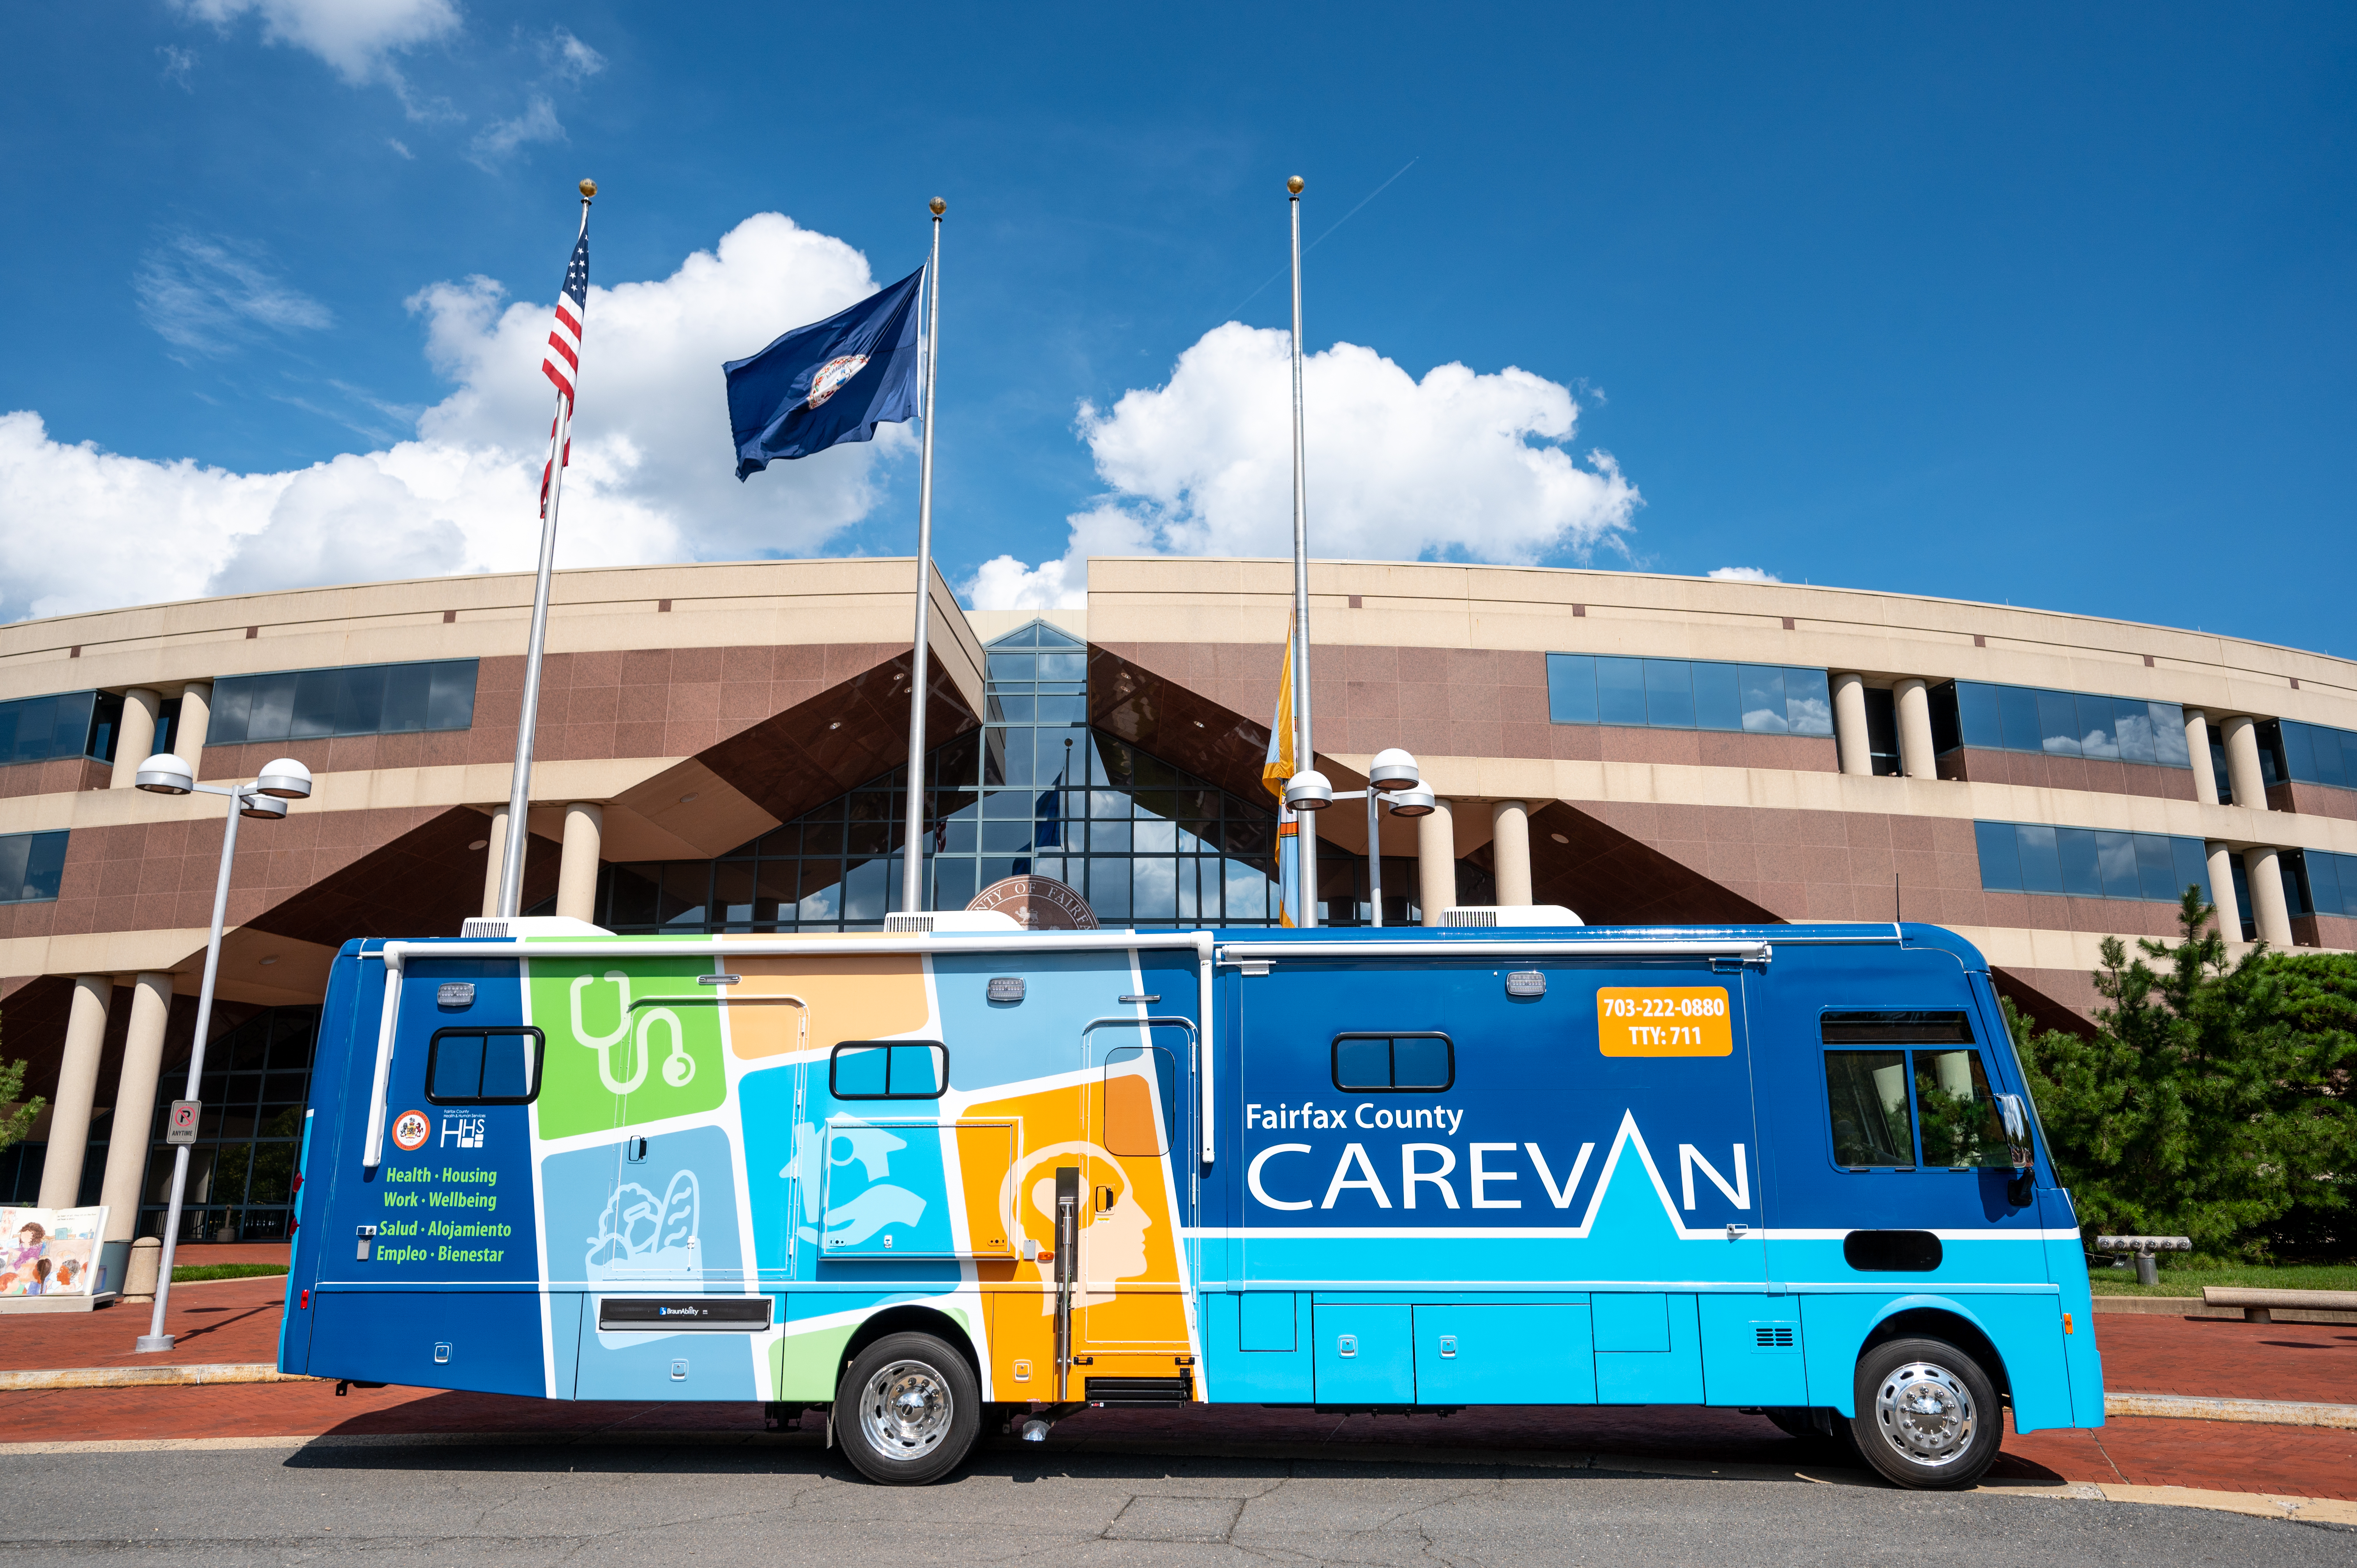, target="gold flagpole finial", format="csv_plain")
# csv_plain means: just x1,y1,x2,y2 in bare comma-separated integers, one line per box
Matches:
1286,175,1304,195
578,179,597,200
929,197,947,217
